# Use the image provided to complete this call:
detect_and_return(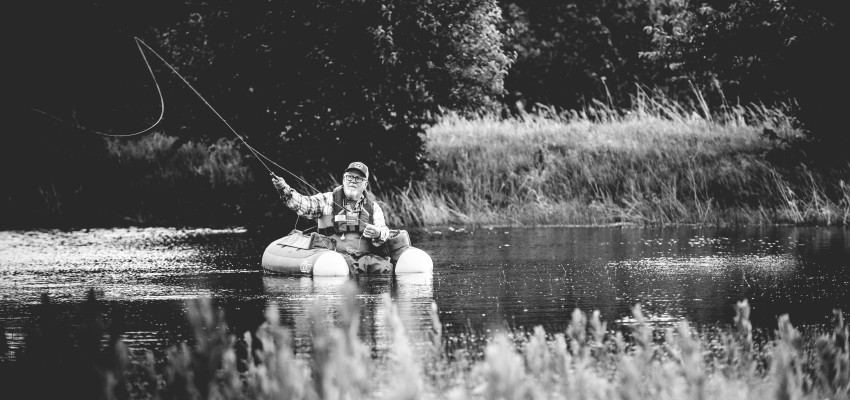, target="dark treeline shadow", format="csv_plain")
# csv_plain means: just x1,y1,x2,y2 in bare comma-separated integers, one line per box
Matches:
5,0,846,230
